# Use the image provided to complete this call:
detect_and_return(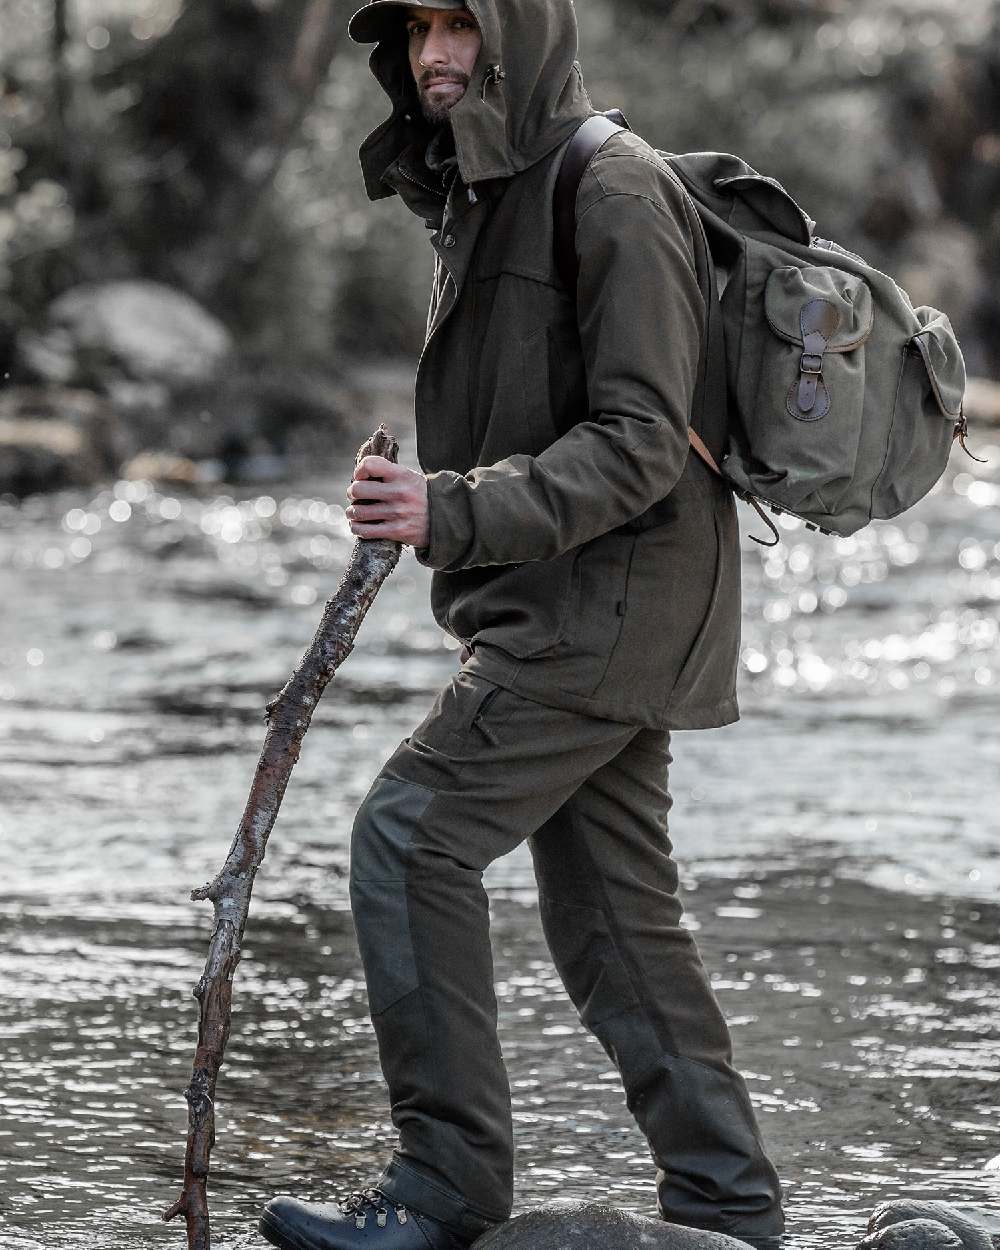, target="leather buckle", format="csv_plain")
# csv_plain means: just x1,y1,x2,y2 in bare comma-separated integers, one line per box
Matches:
799,353,823,375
